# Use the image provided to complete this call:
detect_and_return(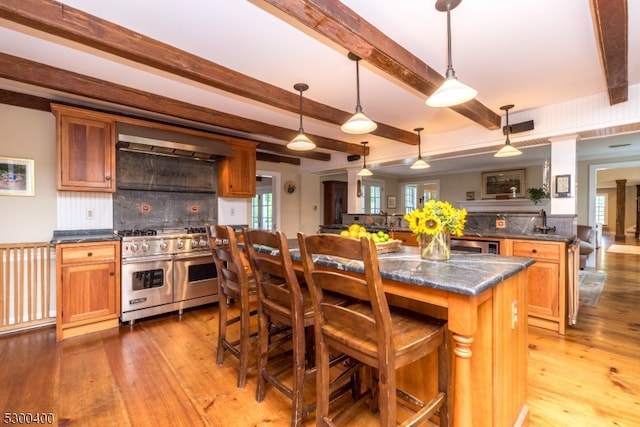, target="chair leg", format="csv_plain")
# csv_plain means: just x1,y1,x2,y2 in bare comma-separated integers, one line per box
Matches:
216,294,229,366
291,324,307,427
377,365,396,426
315,337,331,426
237,298,251,389
255,310,269,402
